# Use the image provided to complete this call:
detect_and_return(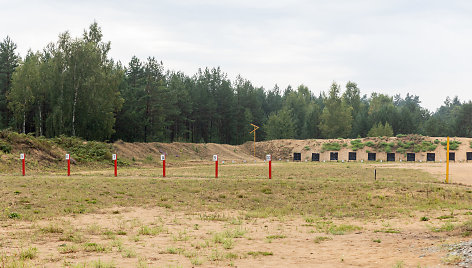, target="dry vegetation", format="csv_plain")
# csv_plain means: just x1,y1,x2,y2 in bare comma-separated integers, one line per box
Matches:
2,132,472,266
1,161,472,267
